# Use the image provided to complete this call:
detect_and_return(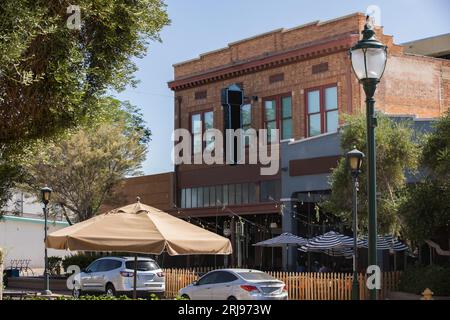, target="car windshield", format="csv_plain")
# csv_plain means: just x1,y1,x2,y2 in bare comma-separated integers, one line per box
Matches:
125,260,159,271
237,272,276,281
